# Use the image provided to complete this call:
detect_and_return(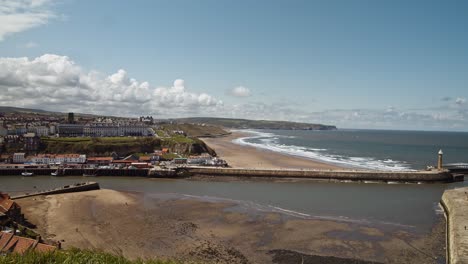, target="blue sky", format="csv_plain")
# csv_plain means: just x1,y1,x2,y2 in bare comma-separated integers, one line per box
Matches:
0,0,467,131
